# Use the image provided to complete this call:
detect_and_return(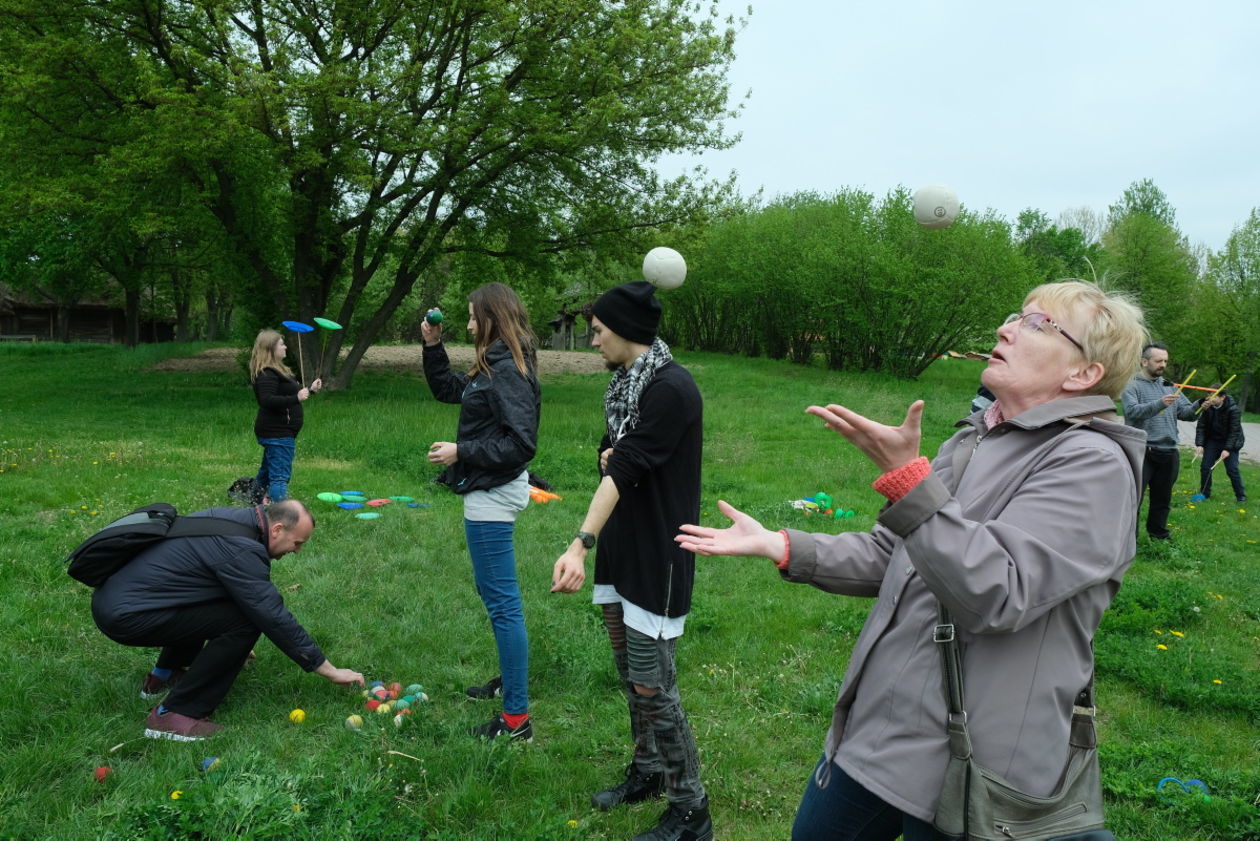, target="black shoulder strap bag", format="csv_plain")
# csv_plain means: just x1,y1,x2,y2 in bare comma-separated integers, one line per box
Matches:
932,421,1117,841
